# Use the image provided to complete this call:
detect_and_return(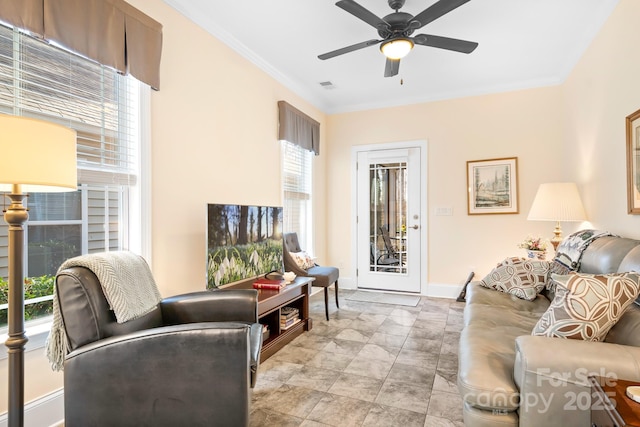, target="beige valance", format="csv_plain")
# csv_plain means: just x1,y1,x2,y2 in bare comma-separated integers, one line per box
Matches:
278,101,320,155
0,0,162,90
